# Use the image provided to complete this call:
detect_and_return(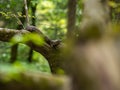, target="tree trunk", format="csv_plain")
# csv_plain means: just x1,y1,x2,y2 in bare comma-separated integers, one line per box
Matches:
62,0,118,90
114,0,120,22
27,3,37,62
67,0,77,37
0,71,71,90
10,6,26,63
